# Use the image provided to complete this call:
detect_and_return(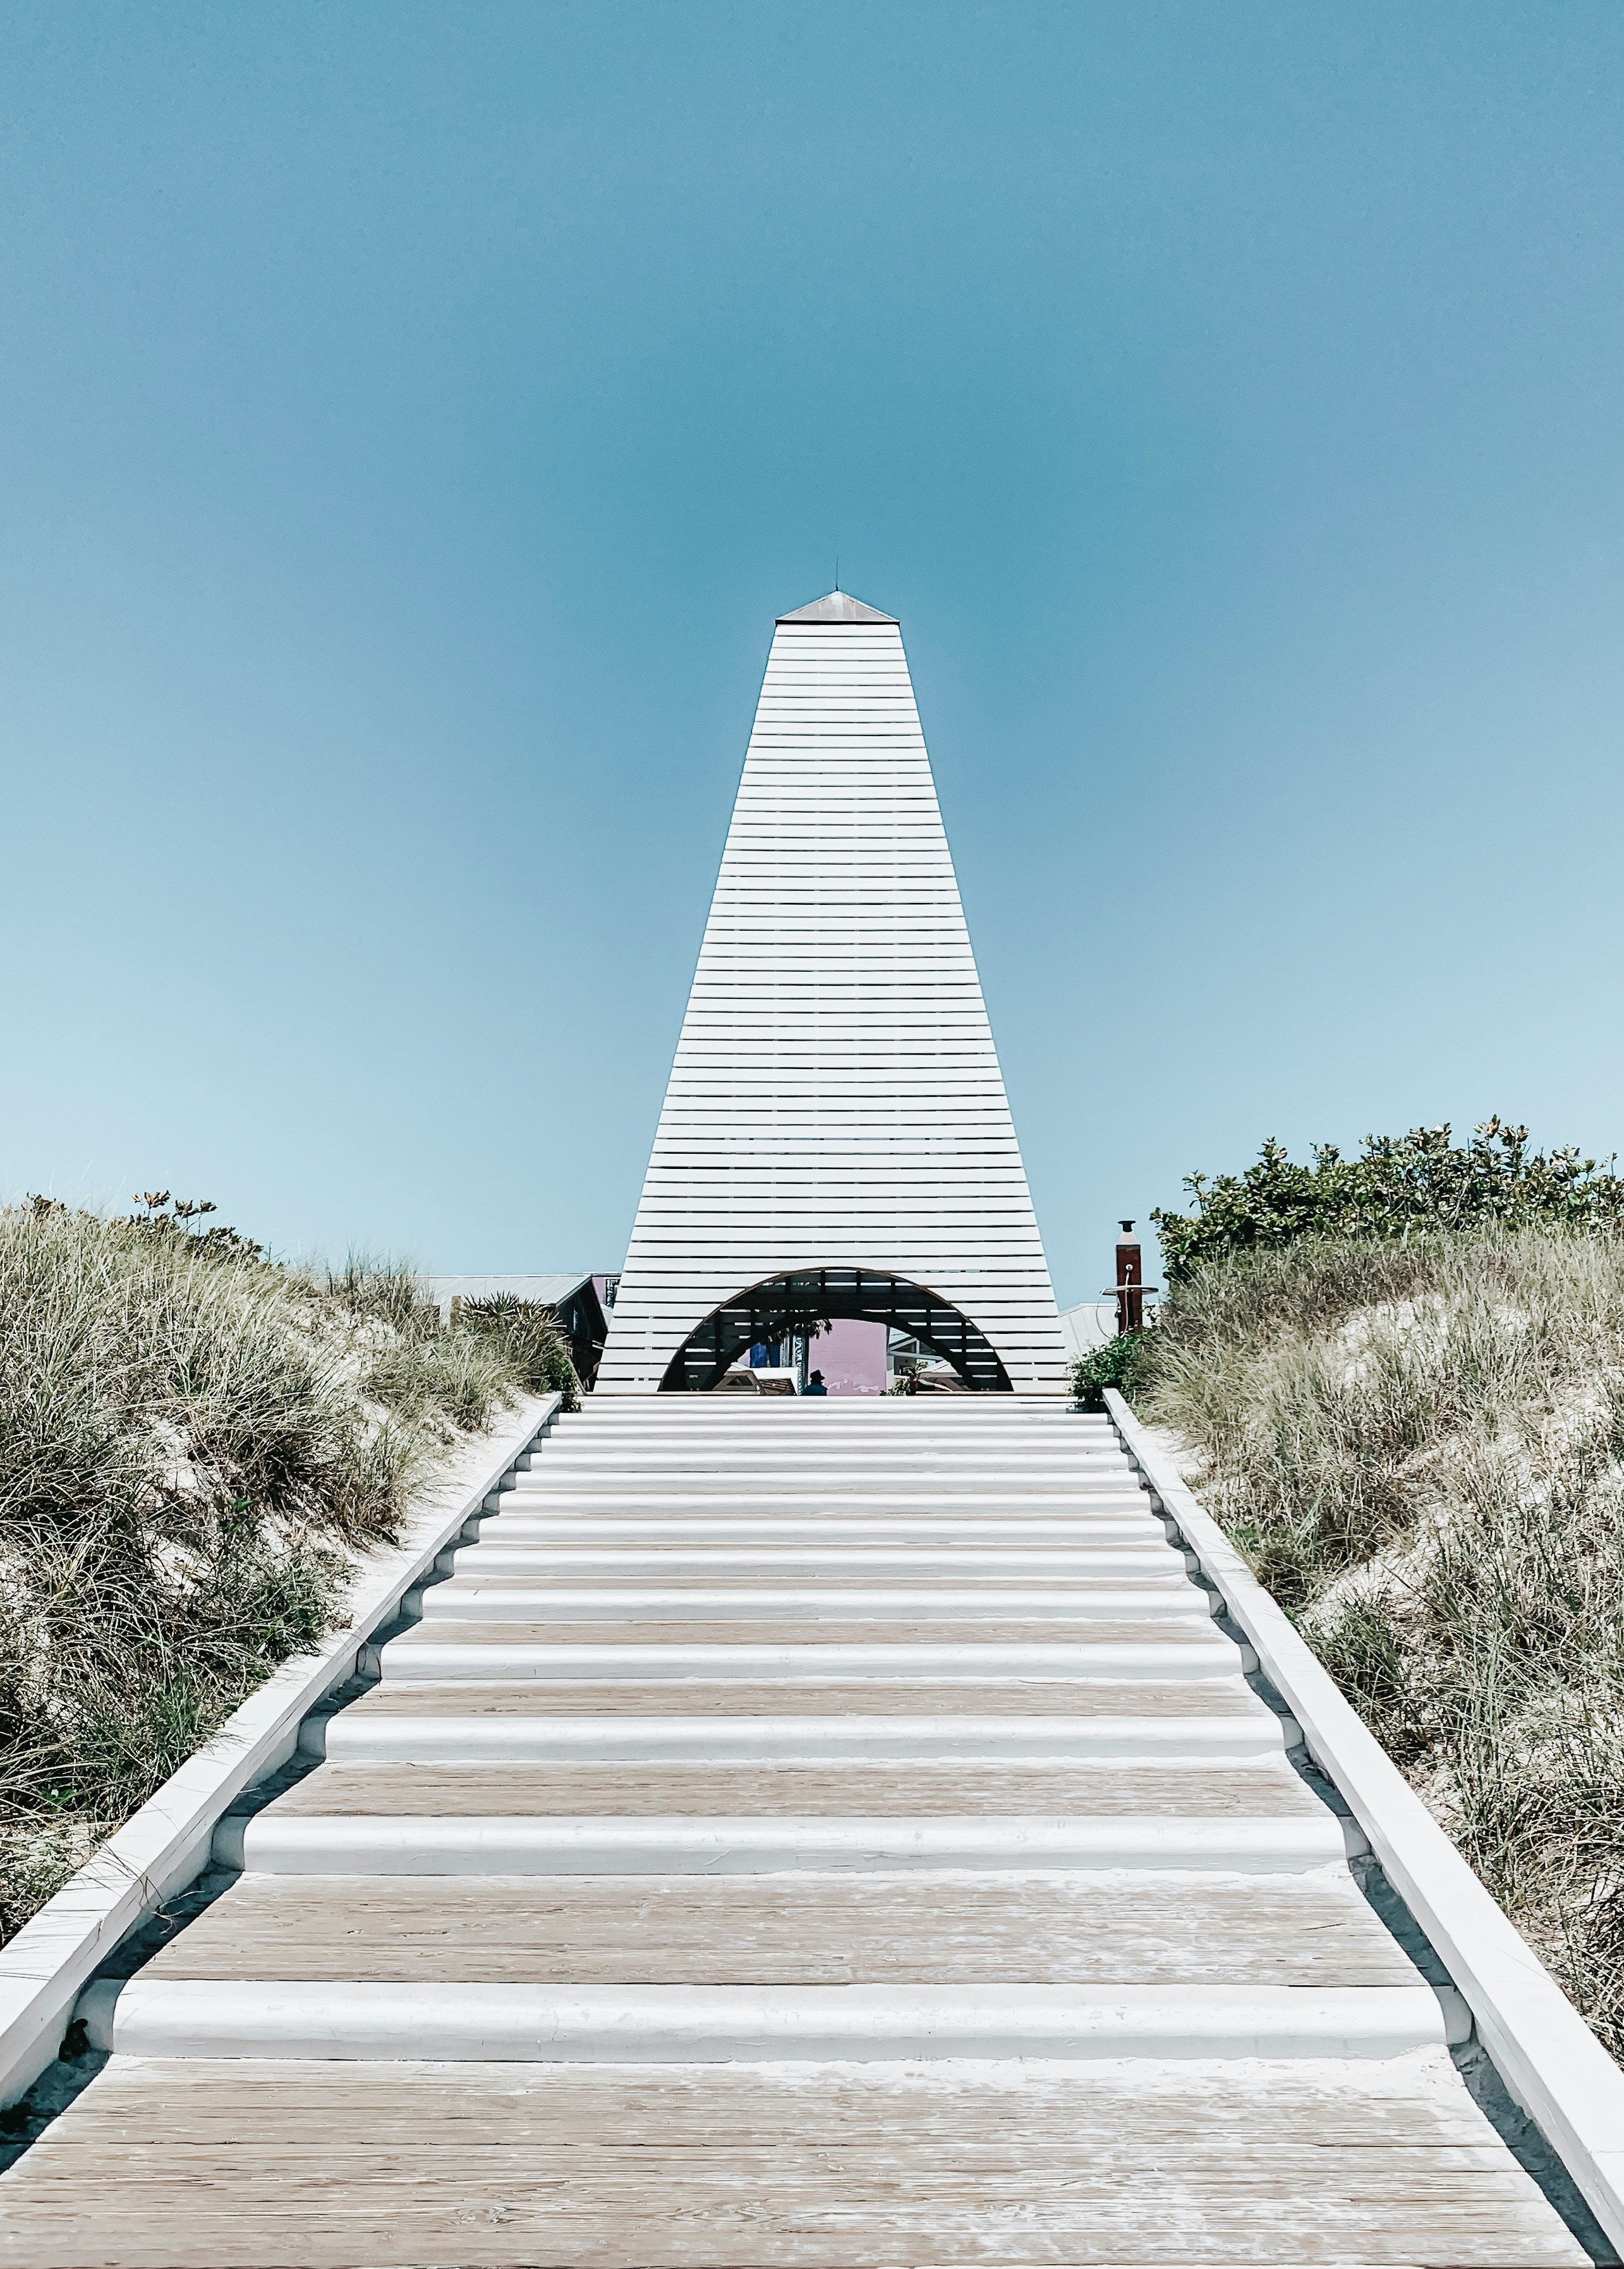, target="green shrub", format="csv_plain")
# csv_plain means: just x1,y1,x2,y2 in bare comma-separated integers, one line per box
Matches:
0,1201,559,1946
1153,1118,1624,1283
1139,1222,1624,2052
1070,1331,1151,1410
